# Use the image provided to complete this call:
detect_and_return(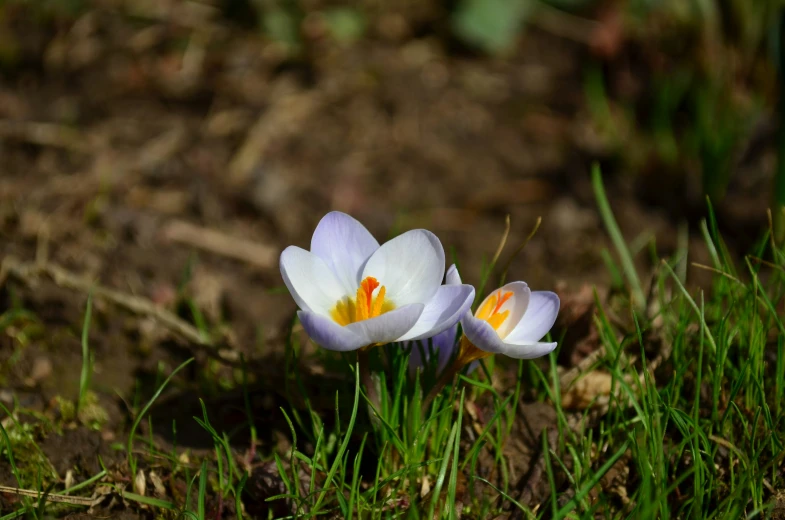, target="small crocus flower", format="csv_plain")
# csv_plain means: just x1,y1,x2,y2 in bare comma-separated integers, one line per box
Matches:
457,281,560,365
280,212,475,352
